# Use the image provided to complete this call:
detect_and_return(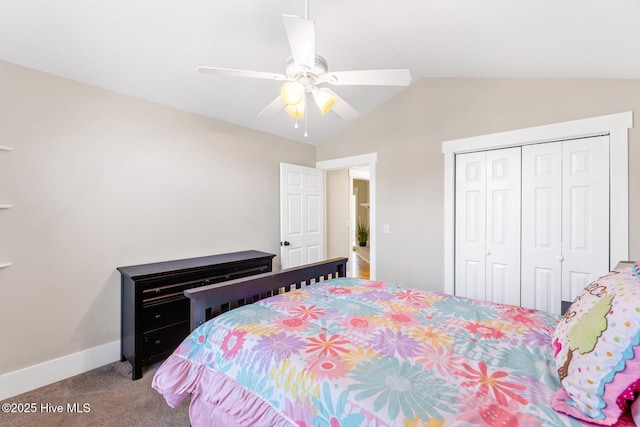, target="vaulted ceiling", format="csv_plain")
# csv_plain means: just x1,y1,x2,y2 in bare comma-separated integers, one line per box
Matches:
1,0,638,145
